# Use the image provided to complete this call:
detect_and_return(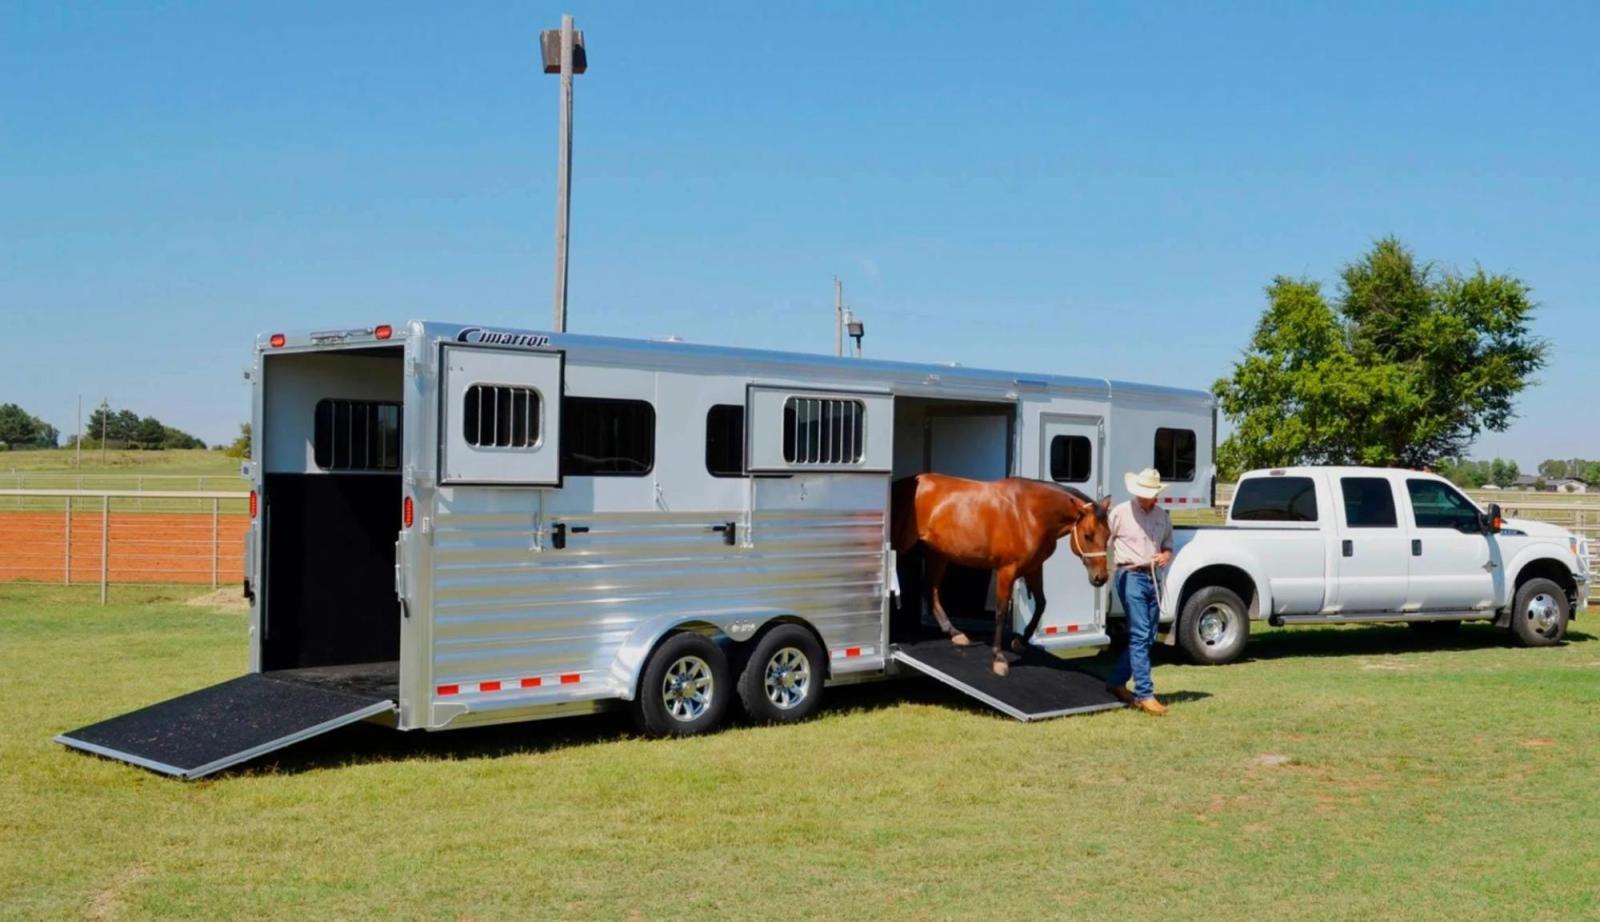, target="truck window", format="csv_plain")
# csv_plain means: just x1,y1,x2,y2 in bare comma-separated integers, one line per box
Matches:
705,404,744,477
1340,477,1398,528
562,397,655,476
1049,435,1091,483
1153,428,1196,481
1405,479,1481,532
1230,476,1317,522
314,399,401,471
